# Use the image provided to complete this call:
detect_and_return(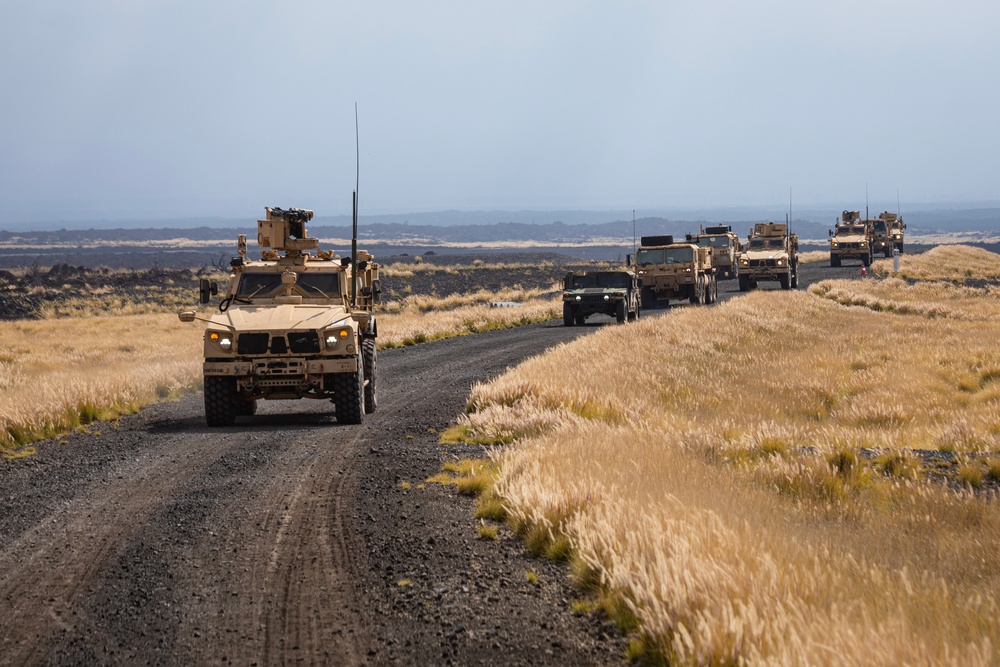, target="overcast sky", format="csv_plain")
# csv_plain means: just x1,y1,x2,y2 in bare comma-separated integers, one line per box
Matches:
1,1,998,224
